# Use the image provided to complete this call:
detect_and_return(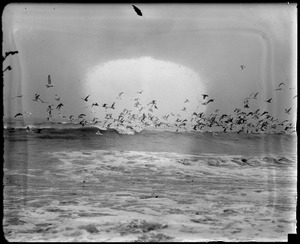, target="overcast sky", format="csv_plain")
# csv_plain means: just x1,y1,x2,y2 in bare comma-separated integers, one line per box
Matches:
2,3,297,122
